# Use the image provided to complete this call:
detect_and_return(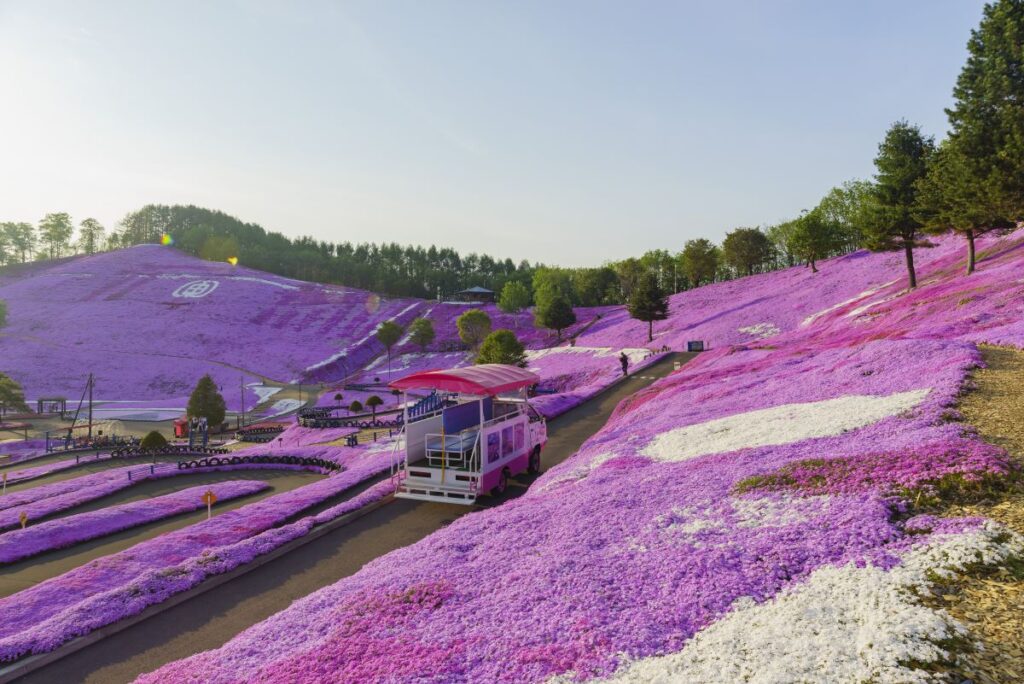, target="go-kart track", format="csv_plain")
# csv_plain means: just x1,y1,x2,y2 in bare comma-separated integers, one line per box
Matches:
9,355,686,684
